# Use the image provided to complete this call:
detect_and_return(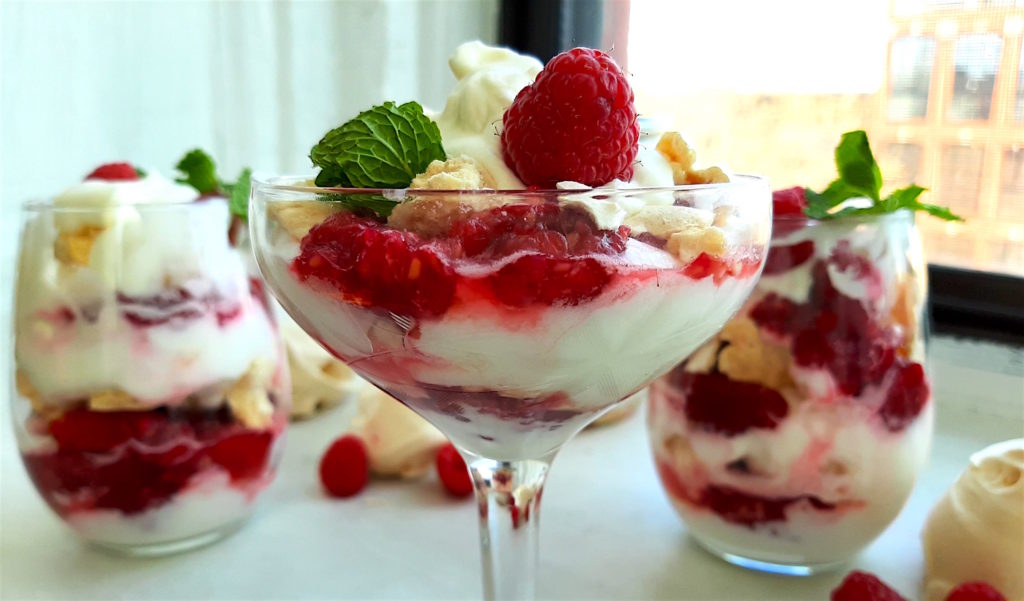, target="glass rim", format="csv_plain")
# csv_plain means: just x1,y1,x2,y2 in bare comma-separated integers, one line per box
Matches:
250,172,770,198
20,196,227,213
773,208,916,226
